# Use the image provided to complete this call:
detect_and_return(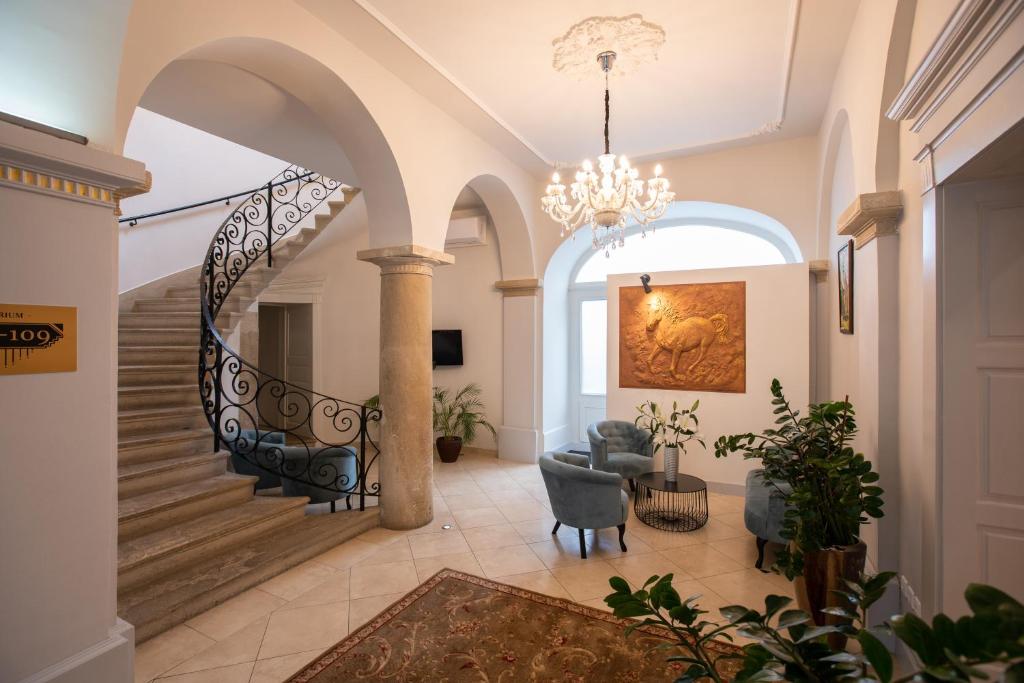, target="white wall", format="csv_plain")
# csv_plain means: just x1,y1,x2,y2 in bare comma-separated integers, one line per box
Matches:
119,108,290,292
277,208,505,450
606,263,810,489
